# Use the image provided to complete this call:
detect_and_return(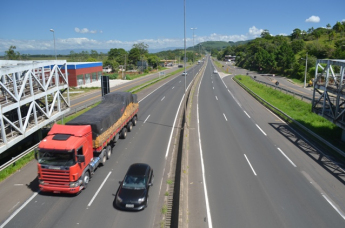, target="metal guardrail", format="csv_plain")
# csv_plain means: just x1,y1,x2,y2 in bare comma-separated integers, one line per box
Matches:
234,77,345,158
253,78,312,102
0,143,39,172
